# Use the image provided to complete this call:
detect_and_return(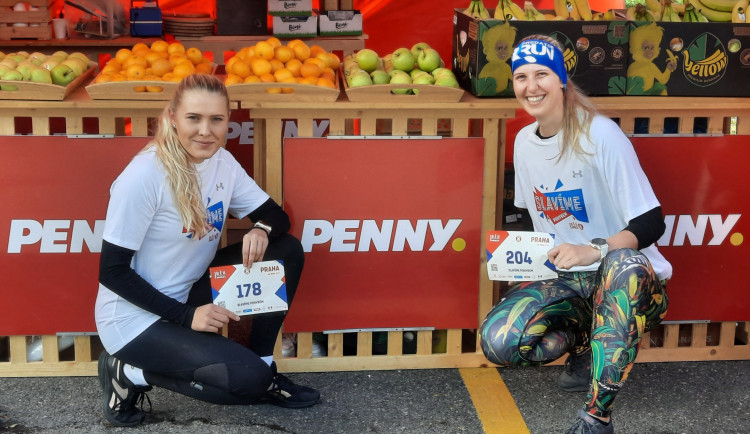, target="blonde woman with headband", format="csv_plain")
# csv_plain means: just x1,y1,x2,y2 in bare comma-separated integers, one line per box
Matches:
95,74,319,427
479,36,671,434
